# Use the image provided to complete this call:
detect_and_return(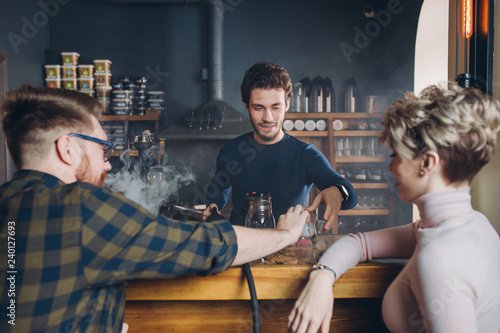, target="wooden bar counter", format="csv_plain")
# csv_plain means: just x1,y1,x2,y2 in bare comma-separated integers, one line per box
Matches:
124,236,405,332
